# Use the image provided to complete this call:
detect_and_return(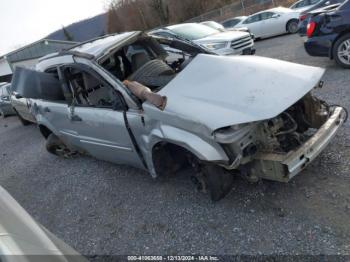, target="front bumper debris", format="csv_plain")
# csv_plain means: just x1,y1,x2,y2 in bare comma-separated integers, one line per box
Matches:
253,106,347,182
